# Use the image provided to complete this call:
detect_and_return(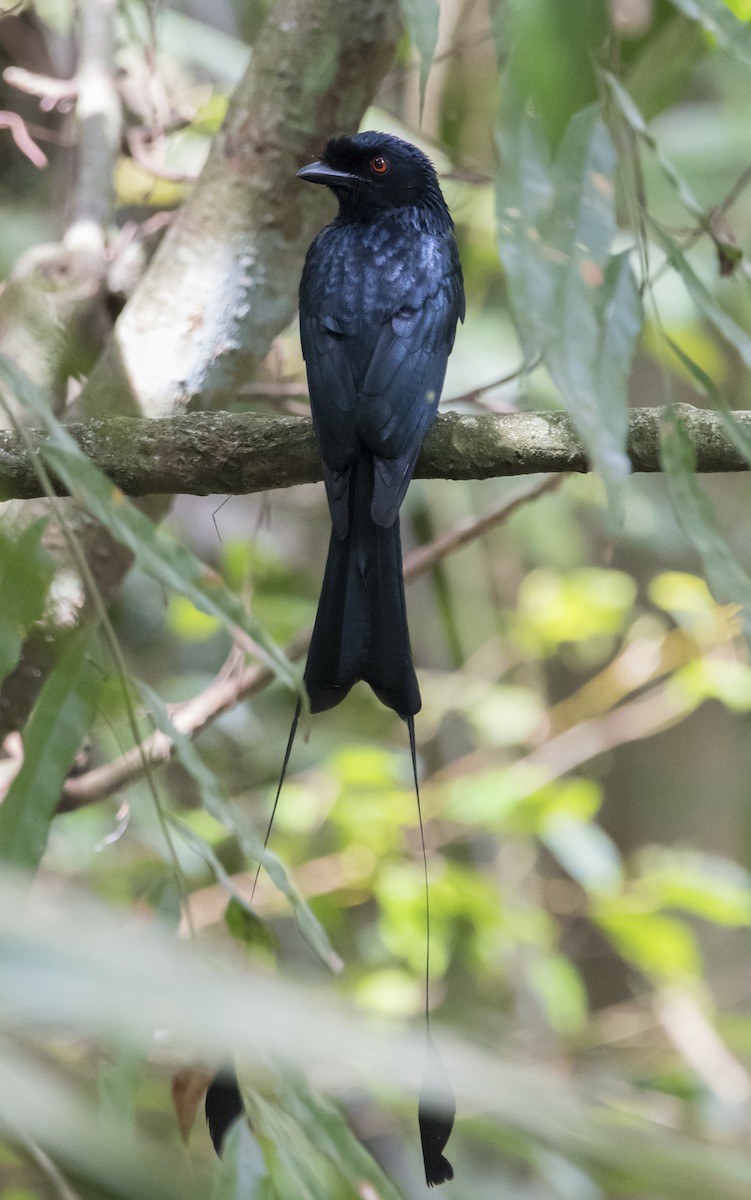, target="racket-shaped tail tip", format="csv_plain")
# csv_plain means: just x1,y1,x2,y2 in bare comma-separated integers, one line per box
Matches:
418,1038,455,1186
